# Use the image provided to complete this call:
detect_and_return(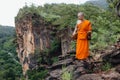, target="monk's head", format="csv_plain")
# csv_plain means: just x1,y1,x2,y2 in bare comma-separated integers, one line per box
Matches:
77,12,84,20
